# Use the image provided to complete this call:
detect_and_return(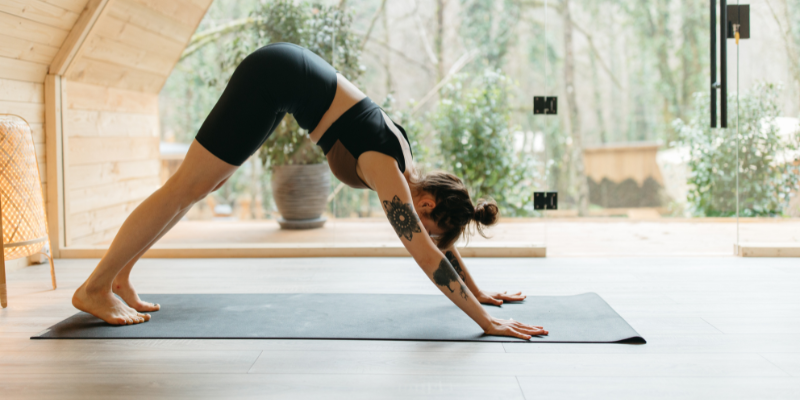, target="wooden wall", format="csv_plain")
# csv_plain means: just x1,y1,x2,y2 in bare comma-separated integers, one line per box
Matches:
62,81,161,245
0,0,212,248
0,0,87,220
59,0,211,245
583,143,665,186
